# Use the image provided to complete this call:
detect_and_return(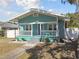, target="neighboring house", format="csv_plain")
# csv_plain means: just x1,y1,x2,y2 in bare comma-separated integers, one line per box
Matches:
10,9,66,41
0,22,19,38
0,22,4,36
